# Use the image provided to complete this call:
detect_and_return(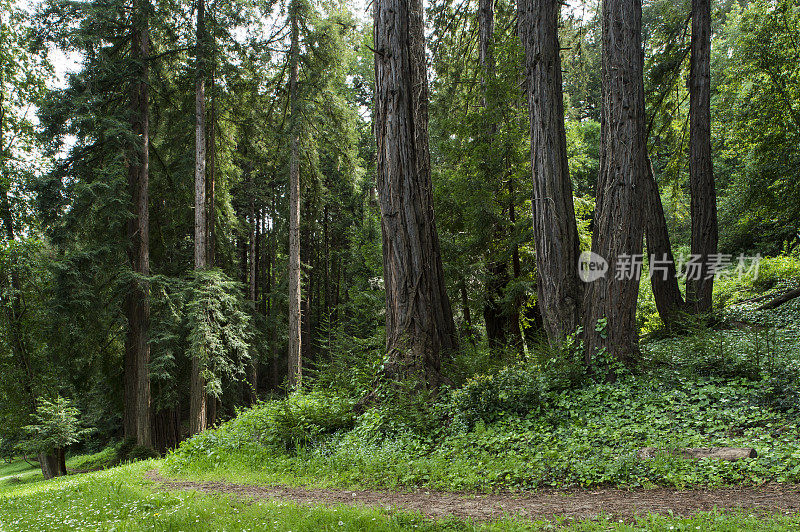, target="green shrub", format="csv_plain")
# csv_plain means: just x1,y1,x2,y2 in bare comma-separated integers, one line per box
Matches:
450,365,543,428
168,391,356,468
125,445,160,462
